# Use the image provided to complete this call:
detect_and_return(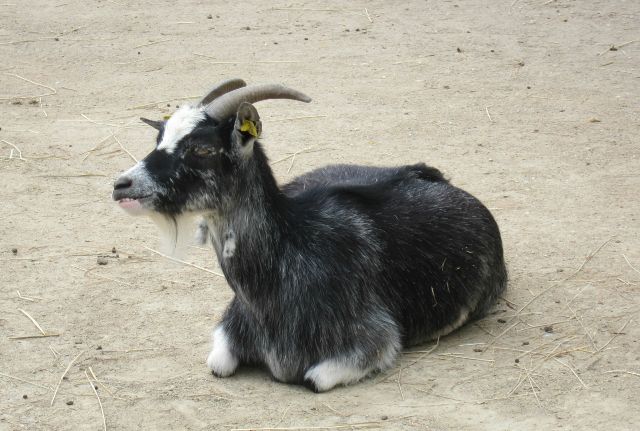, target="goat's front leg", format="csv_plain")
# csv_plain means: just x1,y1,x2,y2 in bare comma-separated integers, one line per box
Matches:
206,325,239,377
